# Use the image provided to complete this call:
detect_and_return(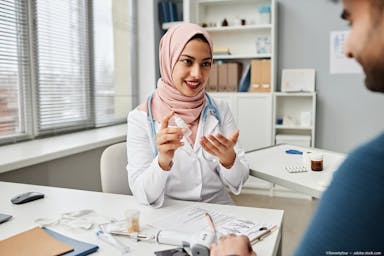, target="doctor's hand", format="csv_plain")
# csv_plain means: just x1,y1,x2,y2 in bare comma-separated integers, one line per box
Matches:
210,234,256,256
157,111,184,171
200,129,239,169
